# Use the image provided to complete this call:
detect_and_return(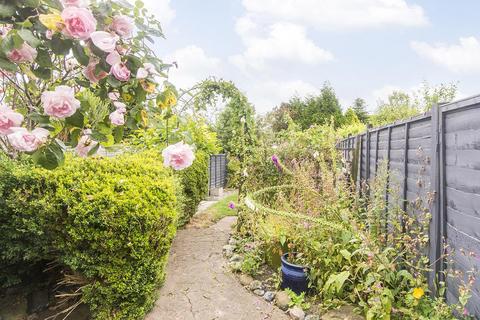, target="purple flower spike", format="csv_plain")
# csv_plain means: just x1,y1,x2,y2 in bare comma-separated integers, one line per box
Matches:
228,201,235,210
271,154,282,171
